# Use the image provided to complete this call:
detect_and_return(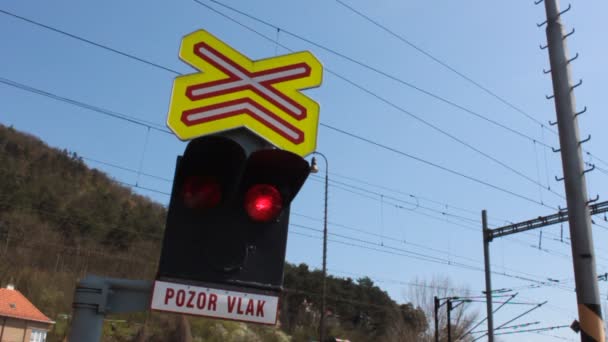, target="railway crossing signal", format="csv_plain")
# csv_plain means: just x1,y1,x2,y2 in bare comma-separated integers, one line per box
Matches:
153,135,310,324
154,28,322,325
